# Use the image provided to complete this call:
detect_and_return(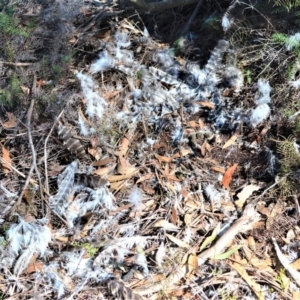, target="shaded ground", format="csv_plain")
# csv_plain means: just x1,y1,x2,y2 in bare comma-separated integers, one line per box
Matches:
1,0,300,299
